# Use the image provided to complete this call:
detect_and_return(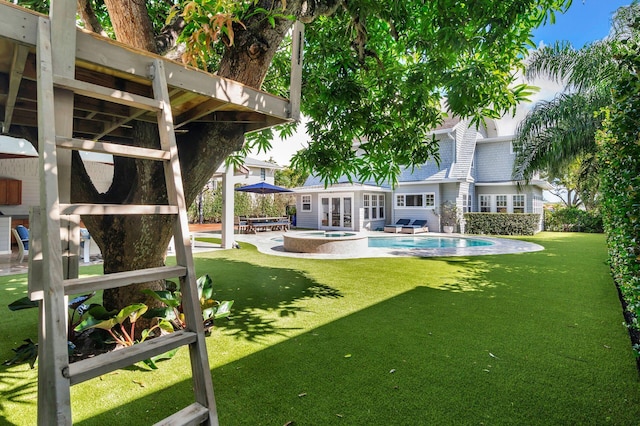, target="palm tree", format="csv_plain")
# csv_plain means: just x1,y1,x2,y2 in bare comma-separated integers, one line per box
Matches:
512,3,639,200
